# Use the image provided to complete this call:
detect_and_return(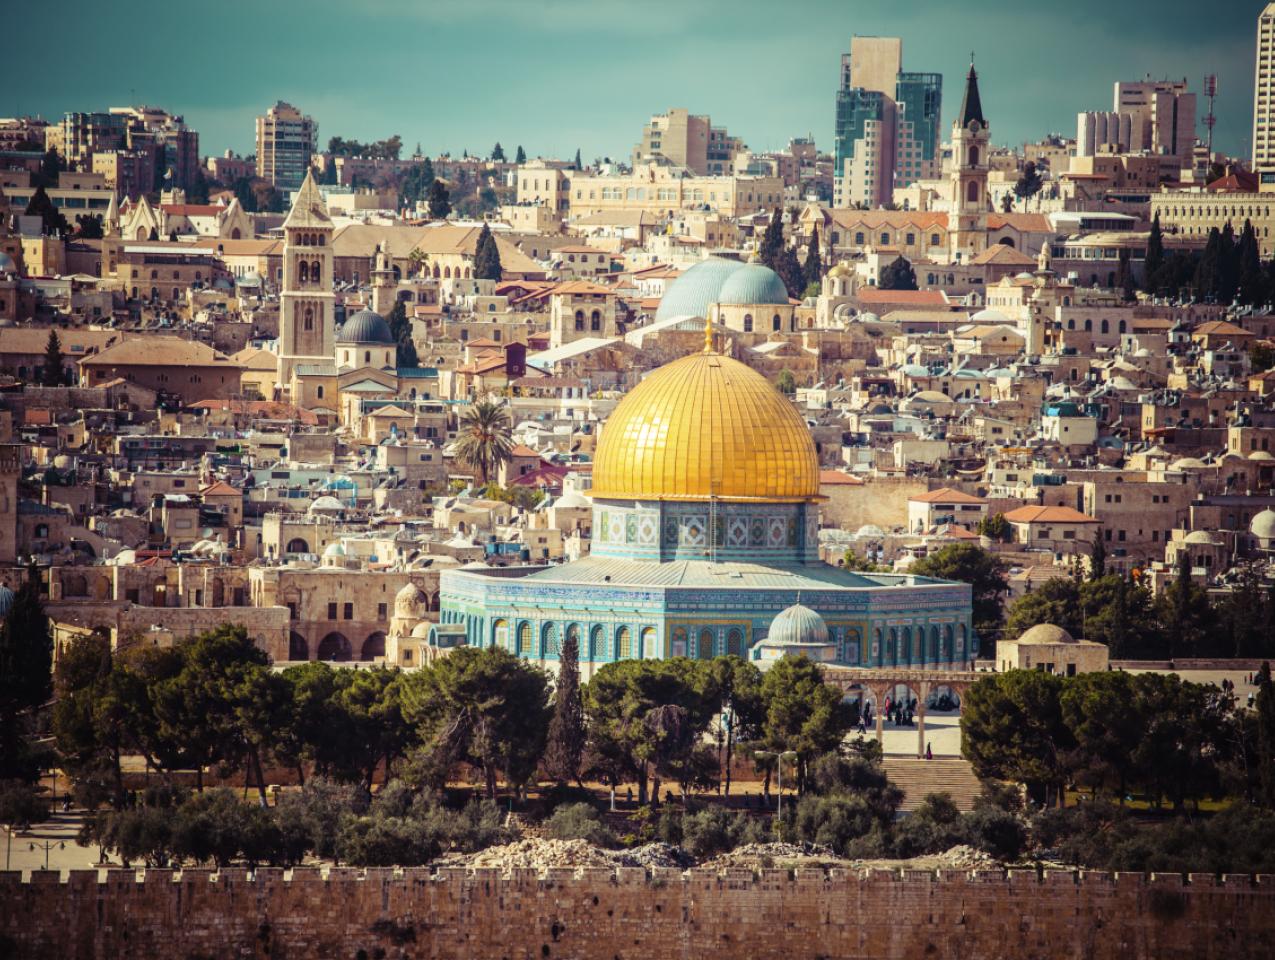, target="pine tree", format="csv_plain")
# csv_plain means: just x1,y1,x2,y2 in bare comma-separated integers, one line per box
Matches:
42,330,64,387
543,634,586,785
1117,249,1136,302
878,256,918,291
387,300,418,367
573,148,582,171
25,186,67,236
1013,161,1043,203
426,179,452,219
776,247,804,299
1144,213,1165,292
515,145,526,164
473,223,503,281
802,225,823,291
491,142,505,162
0,564,53,781
1089,529,1107,581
